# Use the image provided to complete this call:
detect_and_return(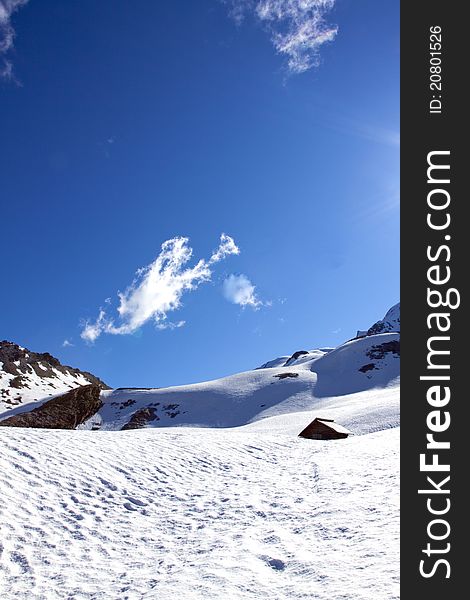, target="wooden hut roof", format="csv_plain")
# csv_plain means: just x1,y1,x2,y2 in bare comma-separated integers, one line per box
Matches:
315,419,351,435
299,417,352,438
